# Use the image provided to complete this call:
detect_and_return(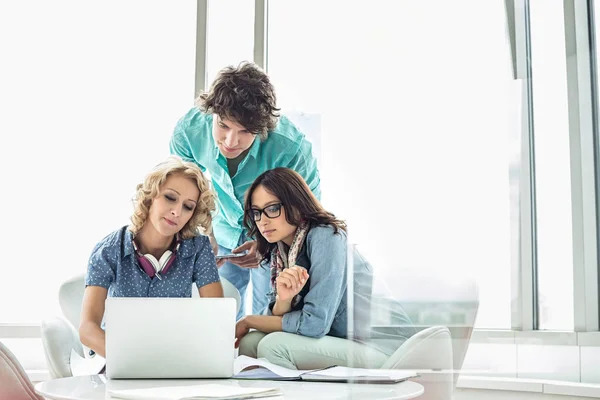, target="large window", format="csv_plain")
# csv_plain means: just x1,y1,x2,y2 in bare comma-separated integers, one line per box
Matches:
268,0,514,329
3,1,600,376
529,0,574,330
205,0,255,87
0,0,197,322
